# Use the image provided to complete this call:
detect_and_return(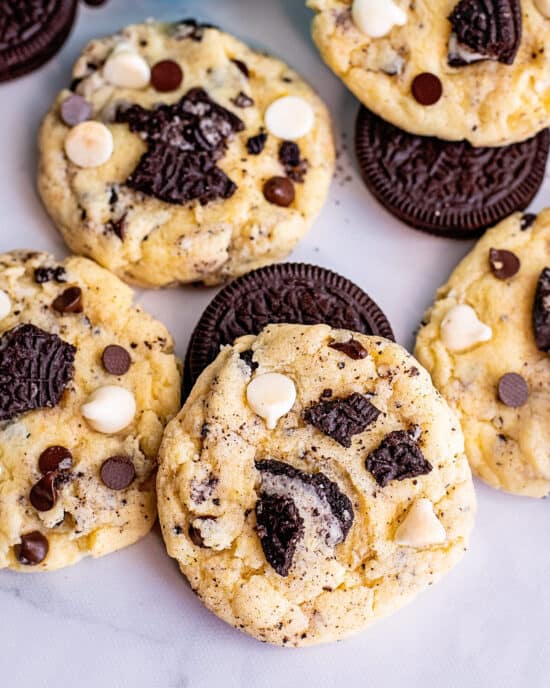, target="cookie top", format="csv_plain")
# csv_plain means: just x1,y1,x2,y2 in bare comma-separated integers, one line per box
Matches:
38,20,334,287
0,0,78,82
158,324,475,646
308,0,550,146
415,211,550,497
0,251,181,571
355,107,549,237
184,262,394,393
